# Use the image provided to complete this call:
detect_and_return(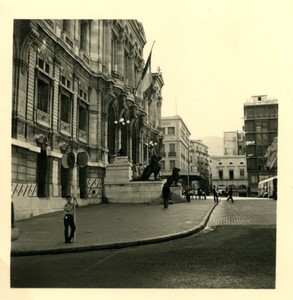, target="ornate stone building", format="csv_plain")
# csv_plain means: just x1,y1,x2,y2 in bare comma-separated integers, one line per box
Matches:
12,20,163,220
